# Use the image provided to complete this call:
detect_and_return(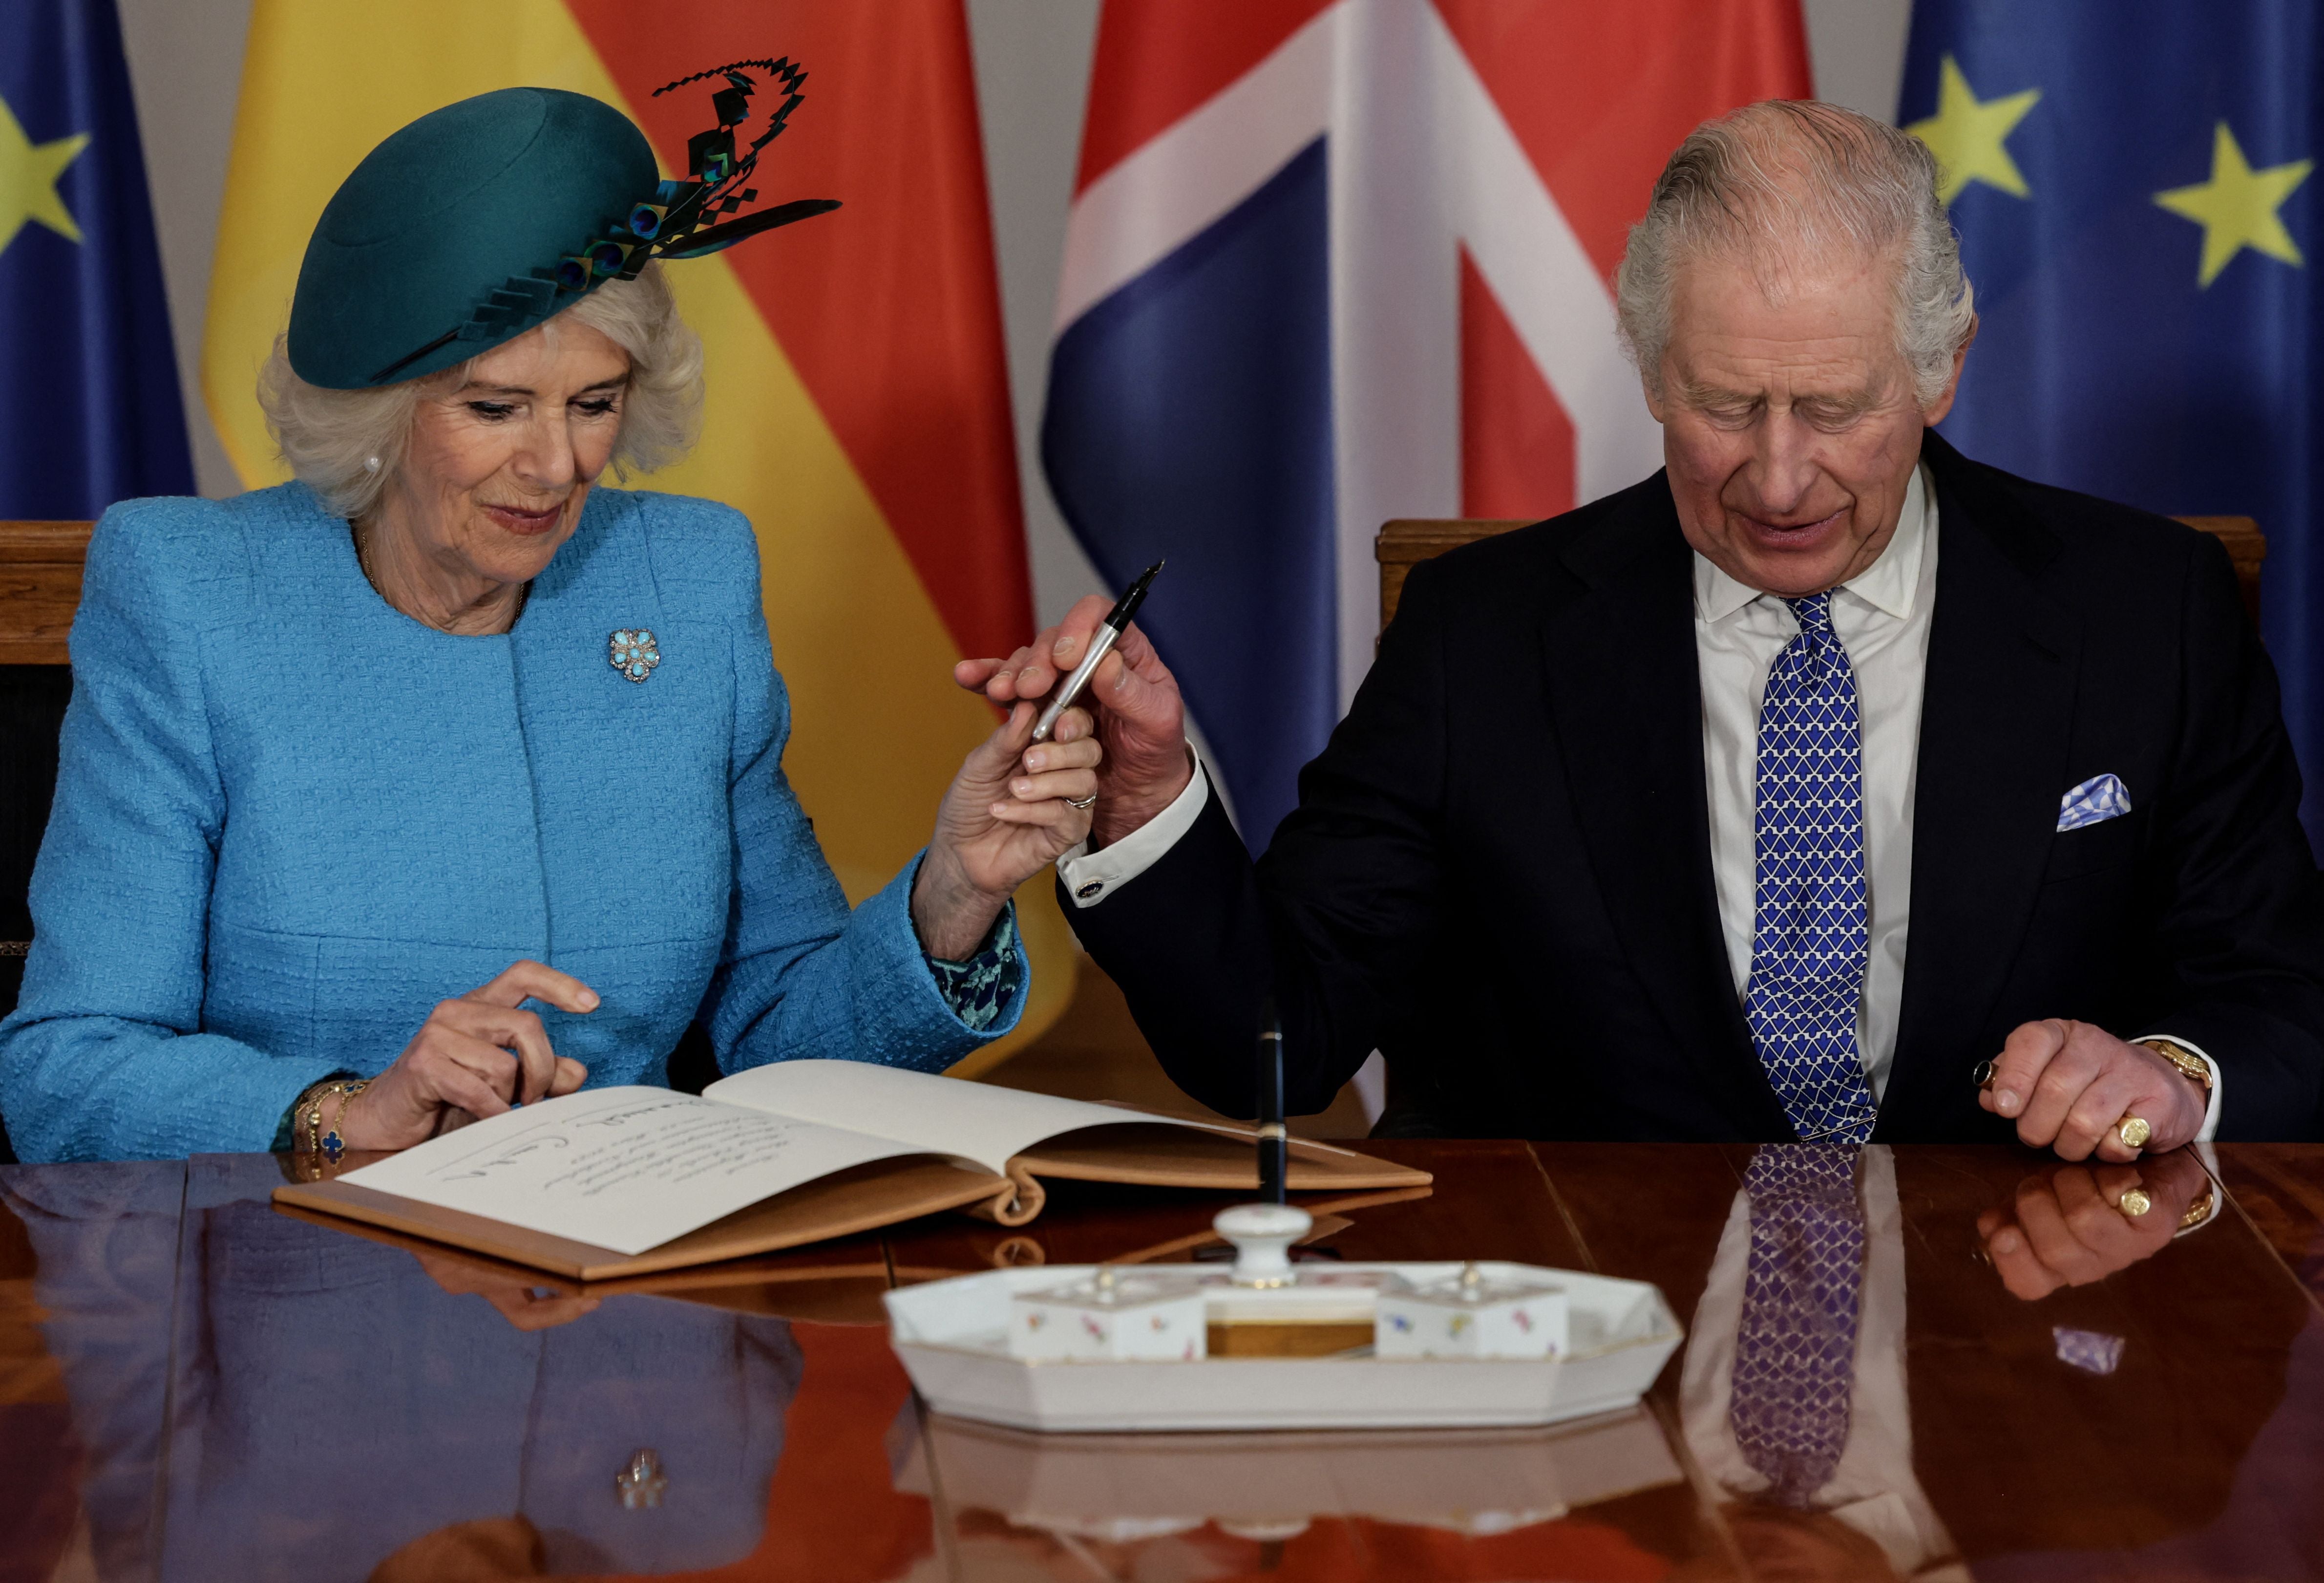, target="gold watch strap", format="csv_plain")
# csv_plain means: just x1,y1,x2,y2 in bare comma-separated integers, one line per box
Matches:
2137,1037,2214,1091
